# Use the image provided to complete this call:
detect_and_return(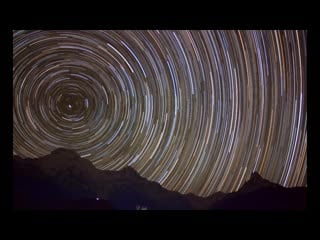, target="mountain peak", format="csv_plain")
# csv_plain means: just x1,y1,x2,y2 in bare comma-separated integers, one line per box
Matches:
249,172,264,183
120,166,141,178
35,148,97,176
51,148,80,158
239,172,278,193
